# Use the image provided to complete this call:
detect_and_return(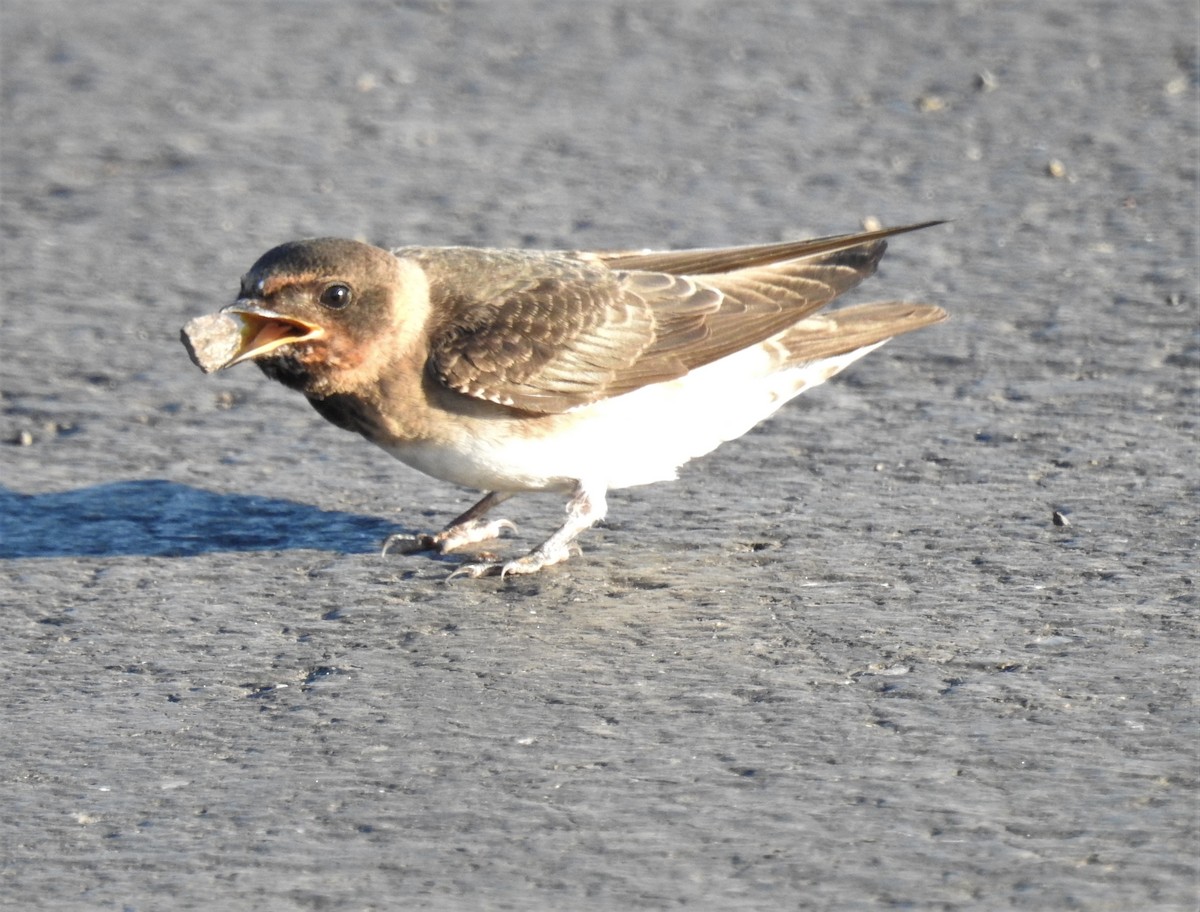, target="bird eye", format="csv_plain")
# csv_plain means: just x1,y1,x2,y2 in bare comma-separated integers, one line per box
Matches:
319,283,353,309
